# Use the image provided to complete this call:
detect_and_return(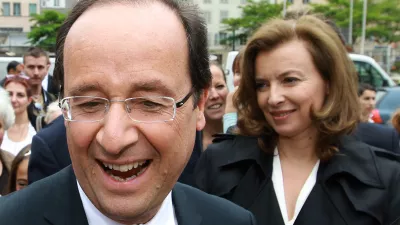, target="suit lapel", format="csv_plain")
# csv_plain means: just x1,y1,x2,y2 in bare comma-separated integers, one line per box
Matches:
43,166,88,225
172,183,202,225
